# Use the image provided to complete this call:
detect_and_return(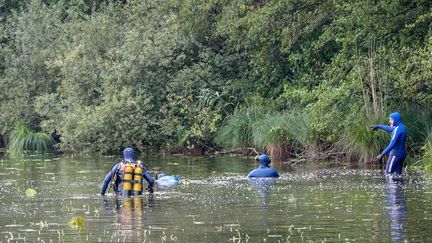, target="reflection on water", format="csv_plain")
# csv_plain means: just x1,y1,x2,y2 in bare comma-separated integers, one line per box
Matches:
0,155,432,242
101,195,154,241
384,176,407,242
248,177,277,207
